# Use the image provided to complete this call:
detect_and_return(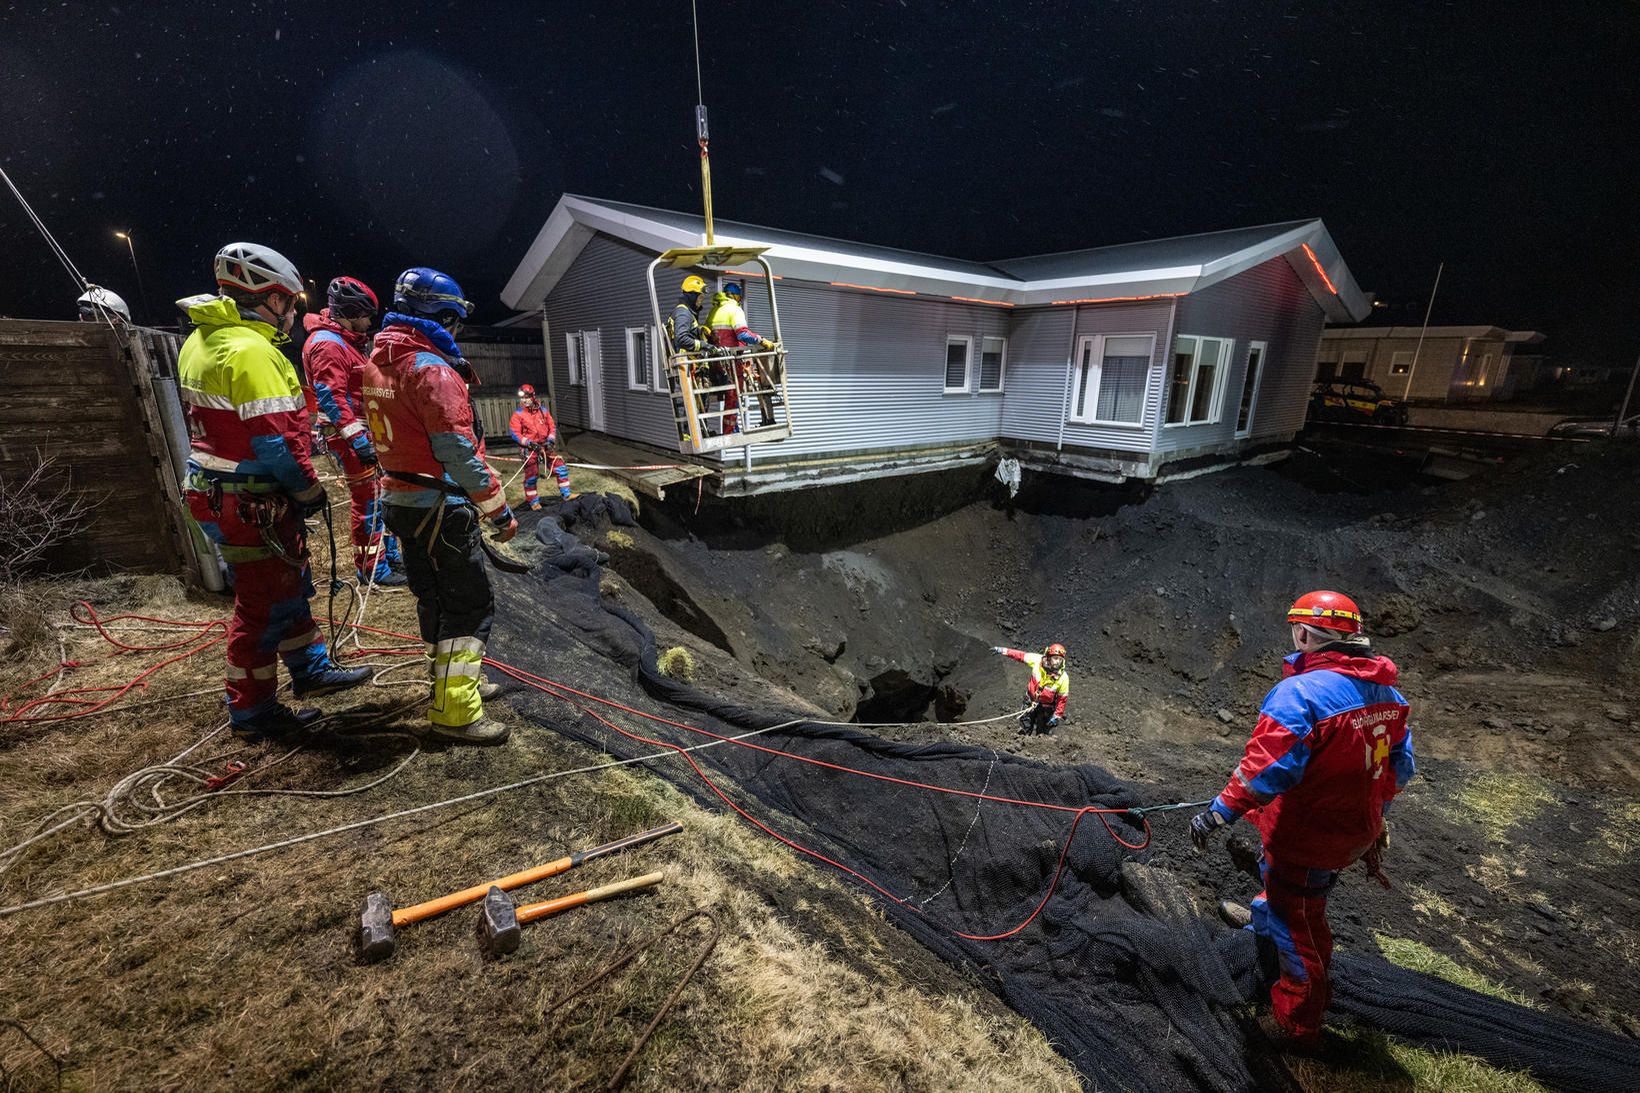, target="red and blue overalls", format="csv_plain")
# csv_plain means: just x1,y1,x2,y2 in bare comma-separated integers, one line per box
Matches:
361,315,508,731
177,295,336,725
1208,648,1415,1041
508,403,570,506
301,310,402,579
